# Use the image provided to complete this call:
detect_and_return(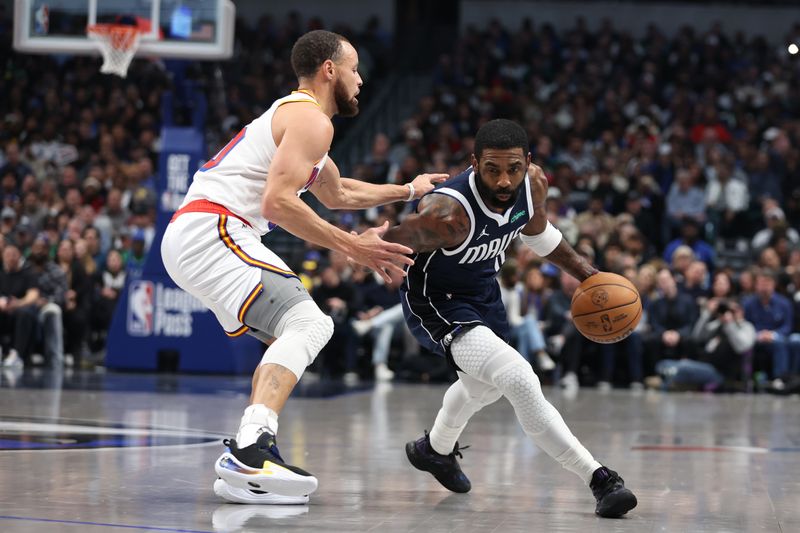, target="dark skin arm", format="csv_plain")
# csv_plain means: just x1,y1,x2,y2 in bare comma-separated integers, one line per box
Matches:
521,163,598,282
383,193,470,253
